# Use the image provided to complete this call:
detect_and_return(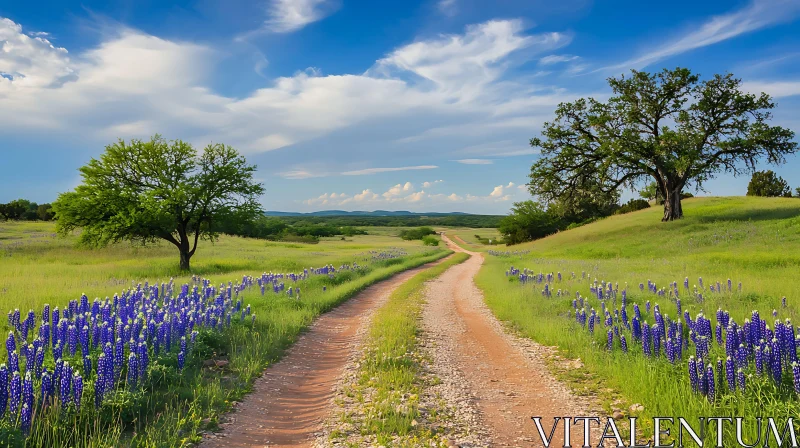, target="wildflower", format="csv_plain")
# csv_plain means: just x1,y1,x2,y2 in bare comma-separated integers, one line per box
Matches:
73,373,83,411
725,357,736,391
